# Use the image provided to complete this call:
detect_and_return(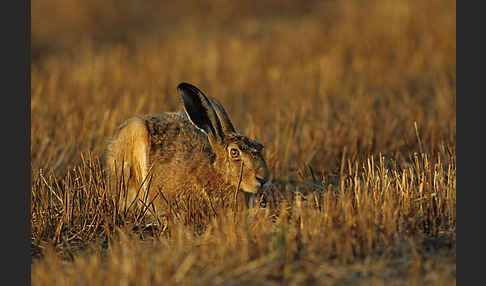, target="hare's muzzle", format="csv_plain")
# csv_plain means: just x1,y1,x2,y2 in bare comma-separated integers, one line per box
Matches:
256,172,272,191
256,176,266,187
